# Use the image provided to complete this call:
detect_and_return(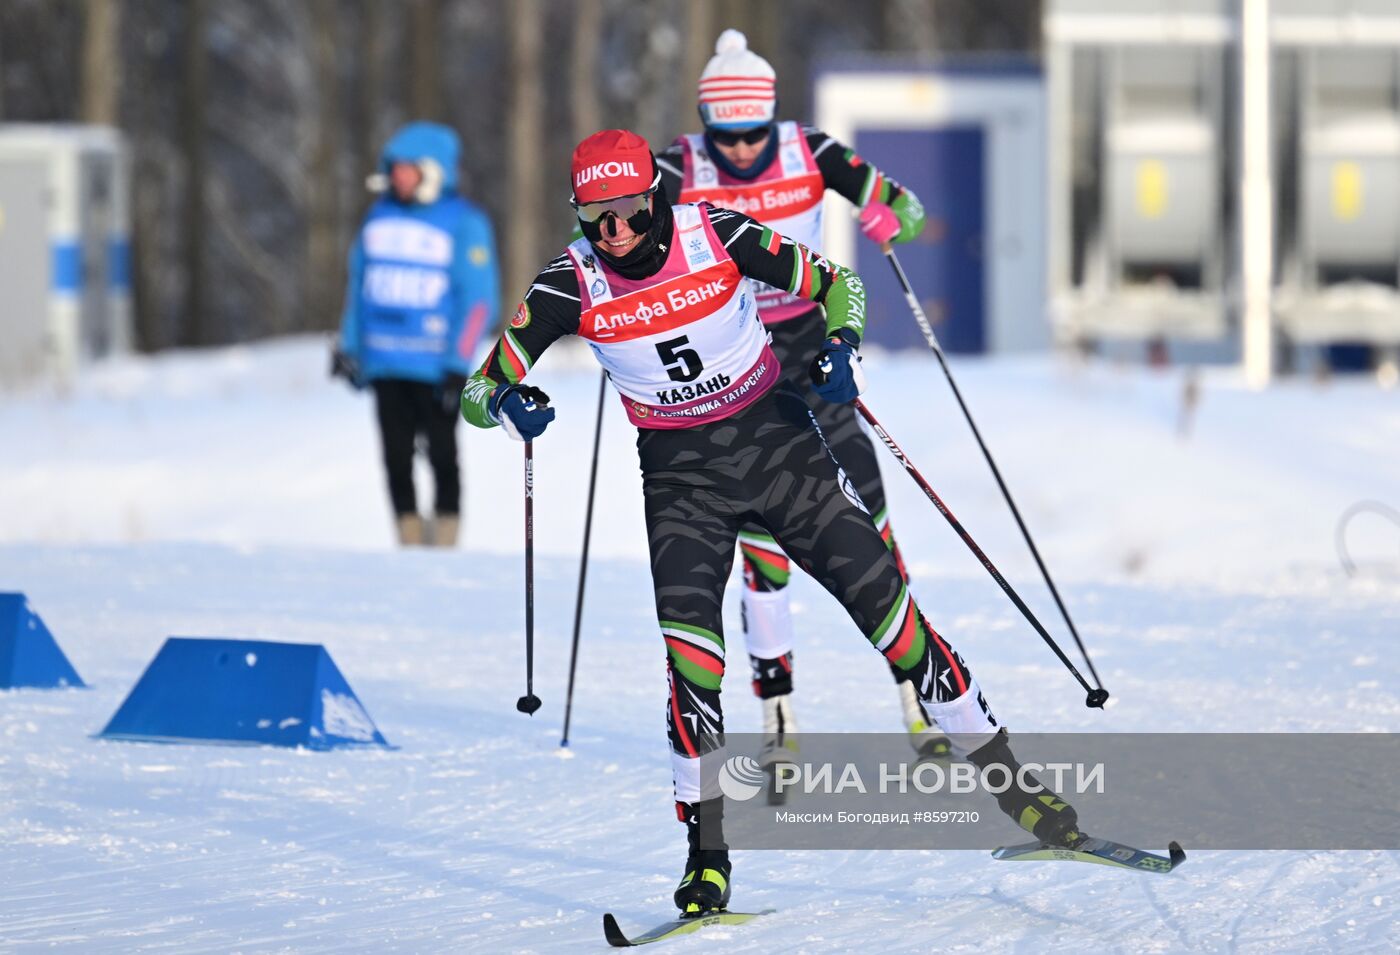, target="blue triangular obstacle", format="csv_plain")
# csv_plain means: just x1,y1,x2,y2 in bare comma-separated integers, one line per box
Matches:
98,637,391,750
0,592,85,689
